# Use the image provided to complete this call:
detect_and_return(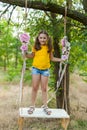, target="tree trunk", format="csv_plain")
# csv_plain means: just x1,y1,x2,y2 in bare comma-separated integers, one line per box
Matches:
50,13,64,109
55,0,72,114
66,64,70,114
66,0,72,114
50,12,70,112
